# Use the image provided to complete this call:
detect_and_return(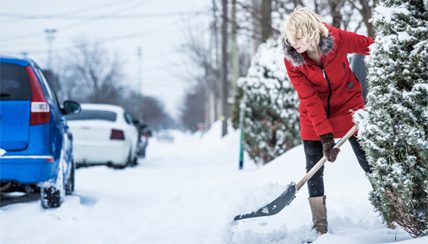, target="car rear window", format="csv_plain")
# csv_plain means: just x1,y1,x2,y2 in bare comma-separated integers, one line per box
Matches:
65,110,117,122
0,63,33,100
